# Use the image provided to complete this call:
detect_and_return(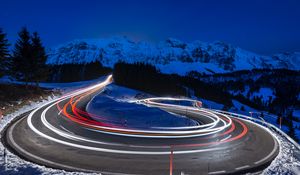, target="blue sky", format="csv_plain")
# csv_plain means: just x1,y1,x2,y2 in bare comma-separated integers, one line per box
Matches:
1,0,300,54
